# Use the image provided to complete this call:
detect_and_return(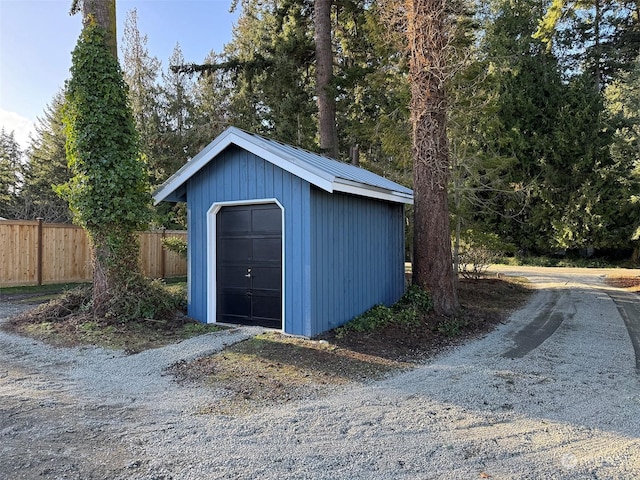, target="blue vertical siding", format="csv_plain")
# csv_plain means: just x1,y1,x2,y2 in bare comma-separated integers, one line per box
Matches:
186,145,312,335
184,144,405,337
310,187,405,335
